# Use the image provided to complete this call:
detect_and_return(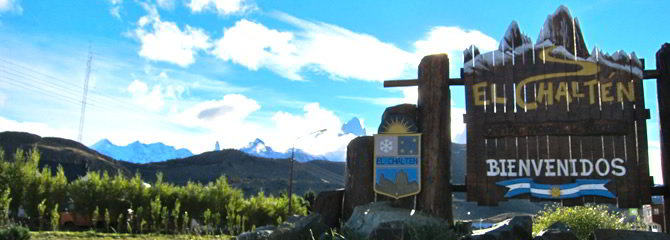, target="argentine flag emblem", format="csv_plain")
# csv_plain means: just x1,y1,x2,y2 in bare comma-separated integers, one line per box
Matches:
496,178,615,199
